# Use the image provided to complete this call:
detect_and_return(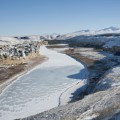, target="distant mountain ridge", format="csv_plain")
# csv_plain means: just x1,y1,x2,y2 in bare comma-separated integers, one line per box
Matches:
97,26,120,34
0,26,120,45
57,26,120,40
72,26,120,35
